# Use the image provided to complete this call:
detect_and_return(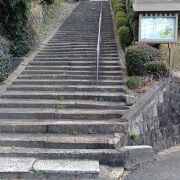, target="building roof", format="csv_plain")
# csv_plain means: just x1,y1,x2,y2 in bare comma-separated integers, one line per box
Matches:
133,0,180,12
